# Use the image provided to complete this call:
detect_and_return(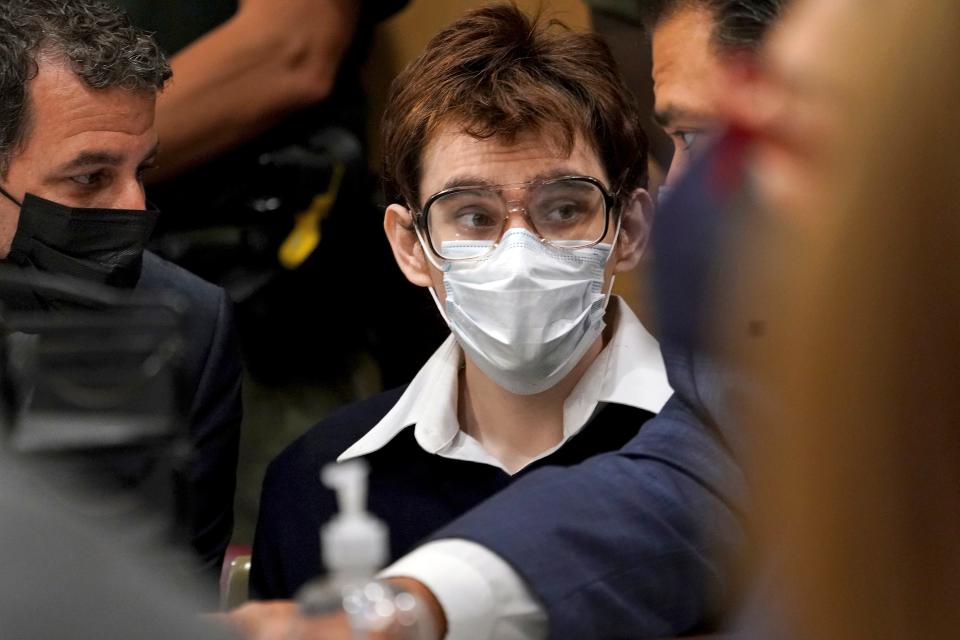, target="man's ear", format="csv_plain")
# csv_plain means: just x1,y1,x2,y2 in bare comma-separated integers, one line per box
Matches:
384,203,434,287
612,188,654,273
